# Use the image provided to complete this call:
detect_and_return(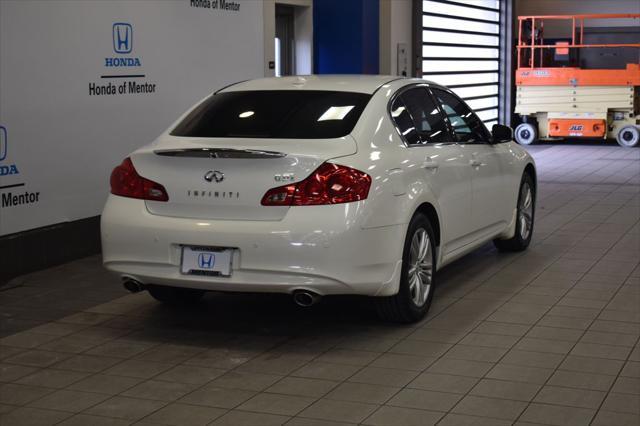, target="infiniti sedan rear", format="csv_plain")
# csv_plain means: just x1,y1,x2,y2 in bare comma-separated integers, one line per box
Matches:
102,76,536,322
